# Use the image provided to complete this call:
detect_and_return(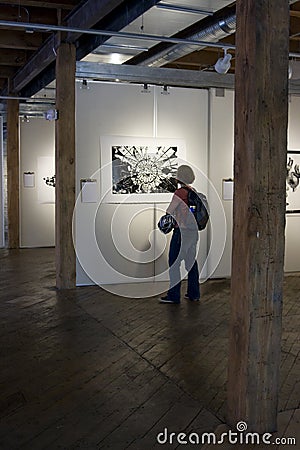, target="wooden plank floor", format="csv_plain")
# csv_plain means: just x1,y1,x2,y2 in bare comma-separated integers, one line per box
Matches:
0,248,299,449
